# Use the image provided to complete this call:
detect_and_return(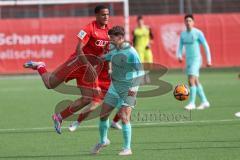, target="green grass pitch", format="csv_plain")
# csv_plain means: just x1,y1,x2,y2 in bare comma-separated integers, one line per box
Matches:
0,68,240,160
